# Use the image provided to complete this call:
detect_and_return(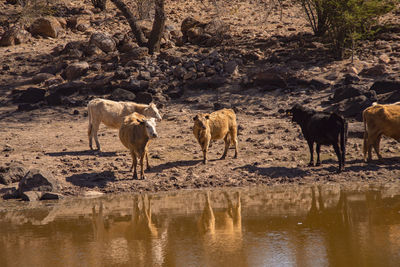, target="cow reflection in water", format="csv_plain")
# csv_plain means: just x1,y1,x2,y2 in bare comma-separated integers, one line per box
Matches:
91,194,167,266
198,191,246,265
